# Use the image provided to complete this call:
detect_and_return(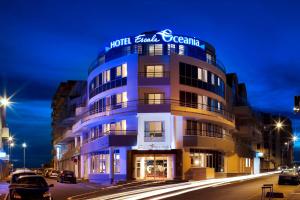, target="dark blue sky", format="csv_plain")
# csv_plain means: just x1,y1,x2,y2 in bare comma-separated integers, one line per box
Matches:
1,0,300,167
